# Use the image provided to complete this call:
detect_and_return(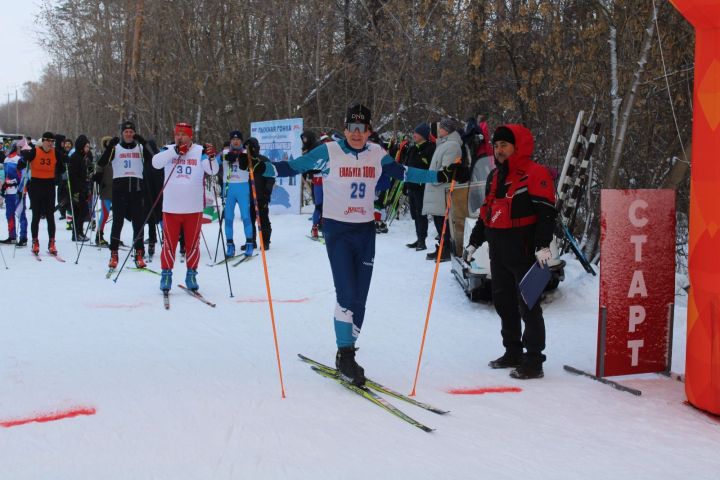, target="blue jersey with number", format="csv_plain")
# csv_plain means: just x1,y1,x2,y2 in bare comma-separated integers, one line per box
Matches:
265,139,439,223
